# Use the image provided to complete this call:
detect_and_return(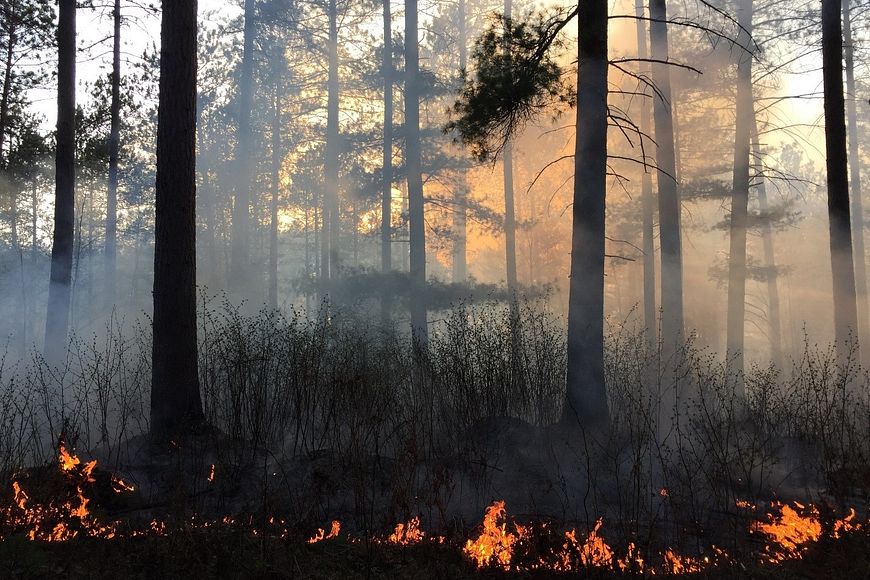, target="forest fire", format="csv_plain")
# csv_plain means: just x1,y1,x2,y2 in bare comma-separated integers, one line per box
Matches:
0,447,866,576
